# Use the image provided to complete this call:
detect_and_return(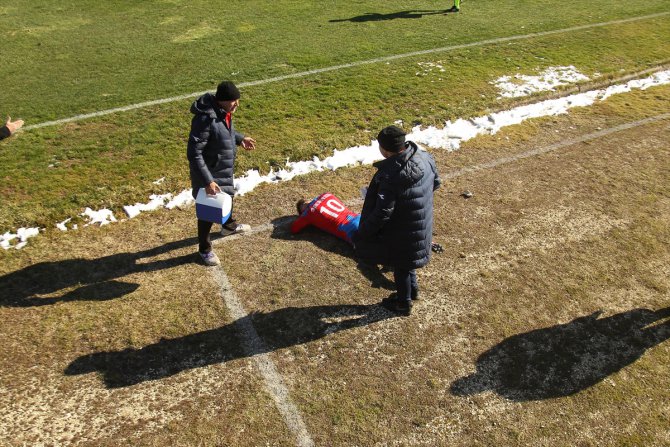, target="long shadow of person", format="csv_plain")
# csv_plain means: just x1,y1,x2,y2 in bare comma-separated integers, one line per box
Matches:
0,237,198,307
269,215,394,290
450,307,670,401
65,303,394,388
330,10,452,23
